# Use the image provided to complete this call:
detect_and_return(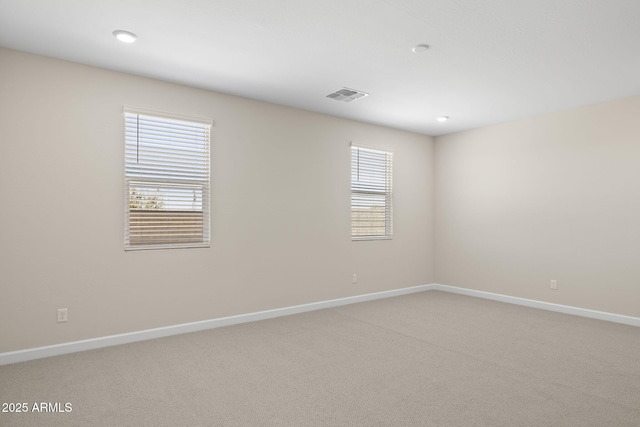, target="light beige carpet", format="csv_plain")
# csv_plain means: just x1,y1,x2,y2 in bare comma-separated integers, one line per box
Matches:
1,291,639,426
